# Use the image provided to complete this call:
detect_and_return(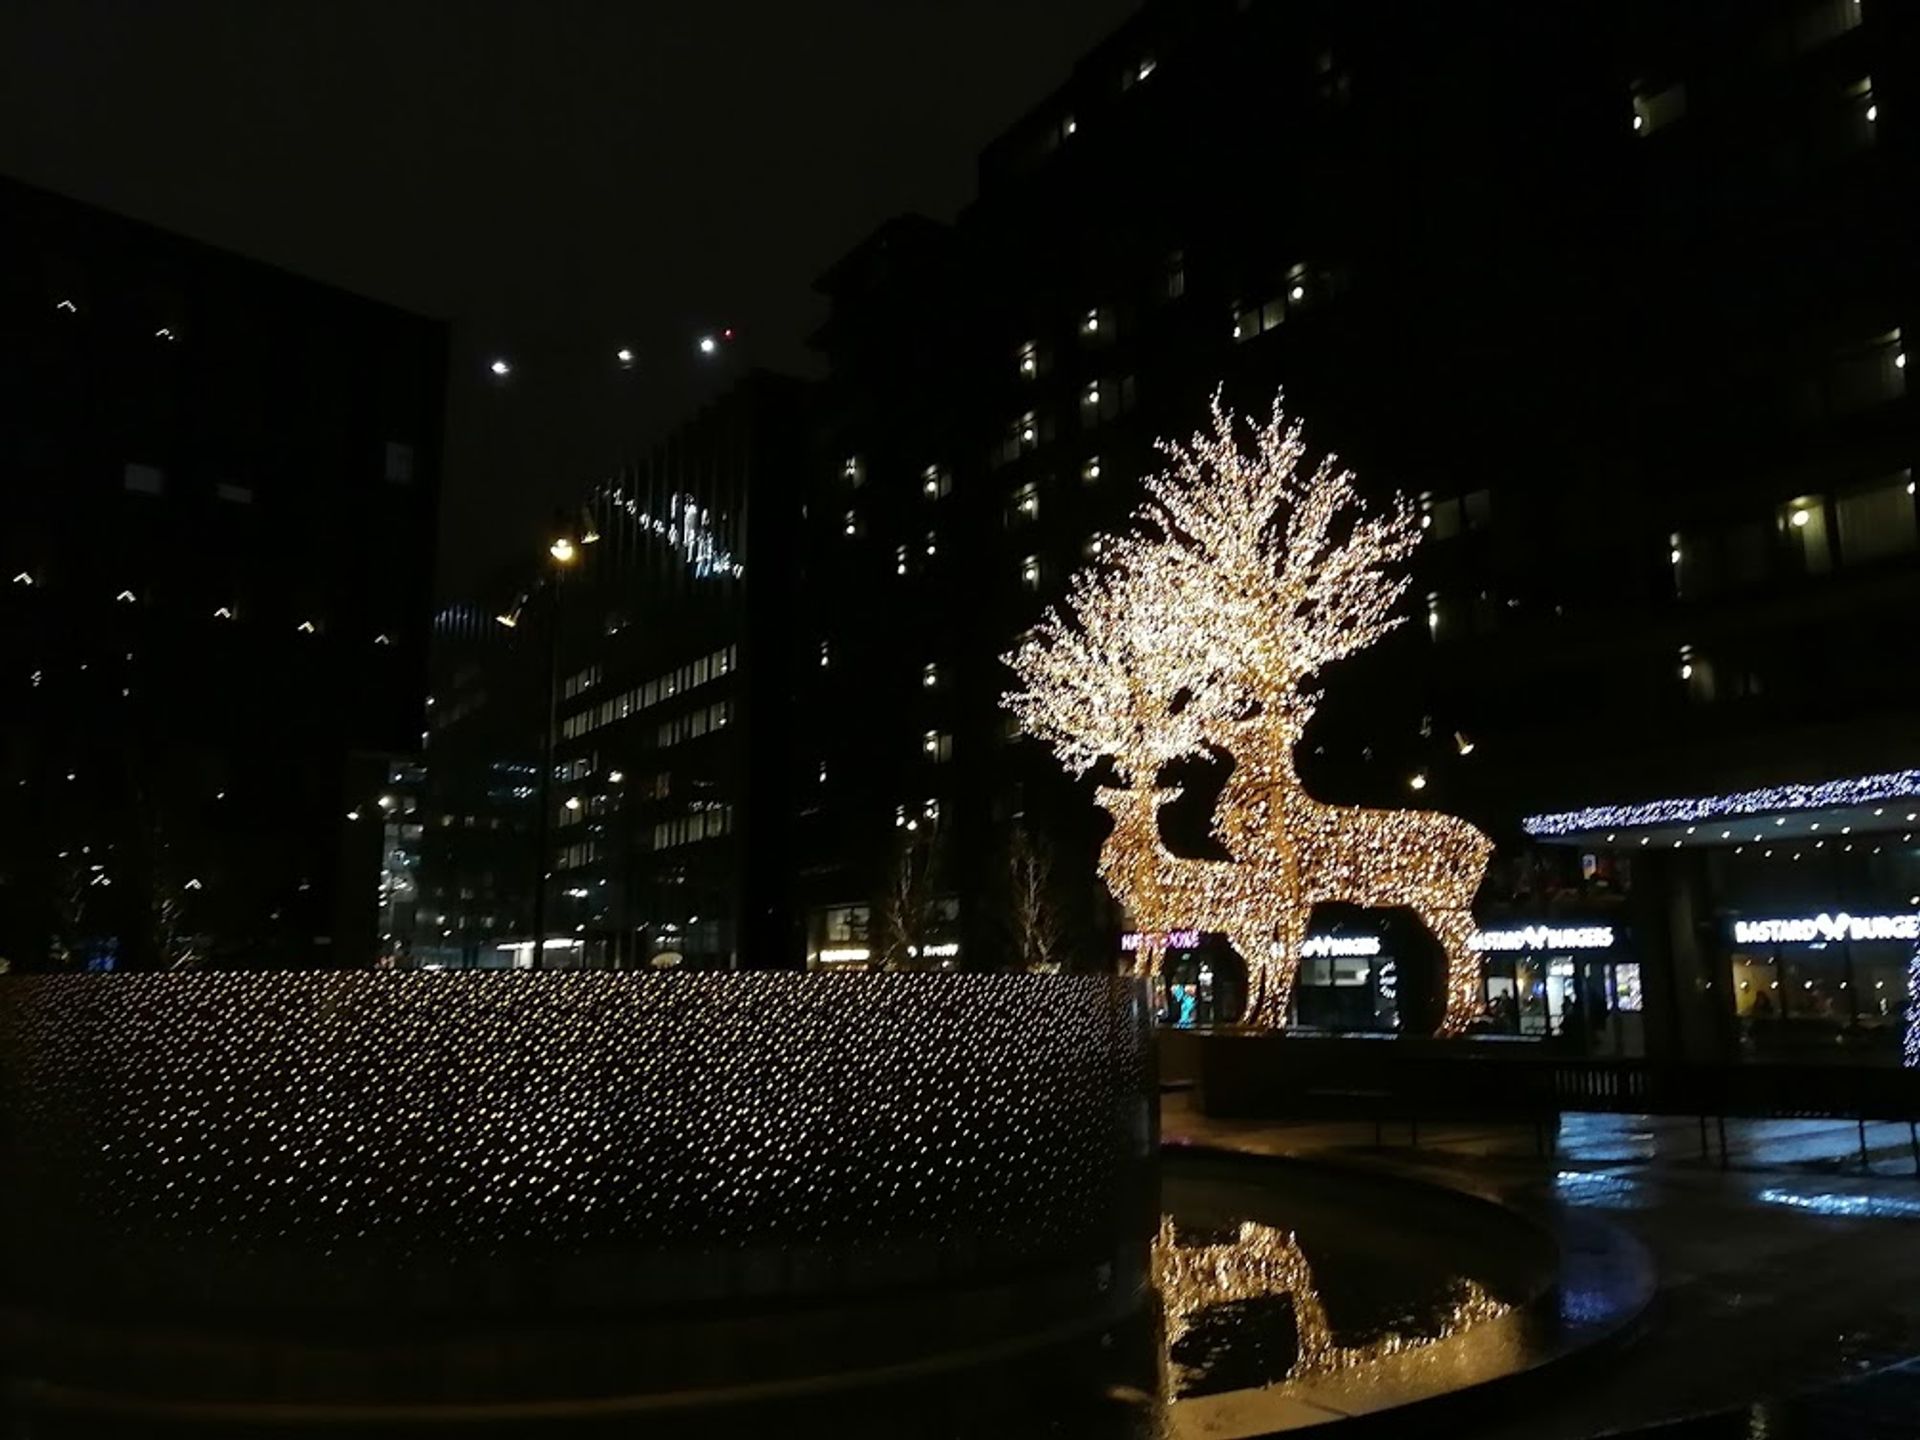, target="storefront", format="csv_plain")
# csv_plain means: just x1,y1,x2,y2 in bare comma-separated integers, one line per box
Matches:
1469,923,1644,1055
1723,910,1915,1063
1524,766,1920,1066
